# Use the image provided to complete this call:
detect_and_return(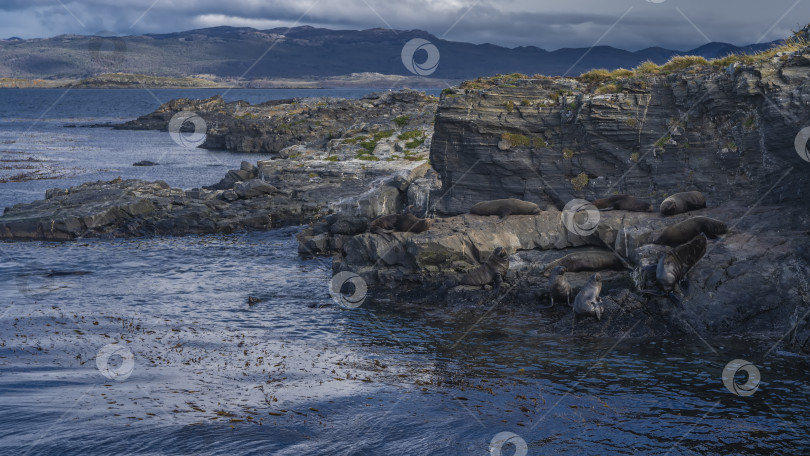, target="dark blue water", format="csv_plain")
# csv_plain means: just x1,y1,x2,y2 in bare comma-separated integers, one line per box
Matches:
0,88,808,455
